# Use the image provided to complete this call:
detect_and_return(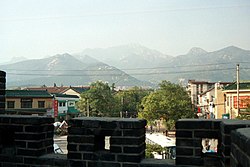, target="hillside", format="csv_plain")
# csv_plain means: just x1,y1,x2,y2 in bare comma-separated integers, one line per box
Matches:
1,45,249,88
0,53,148,88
